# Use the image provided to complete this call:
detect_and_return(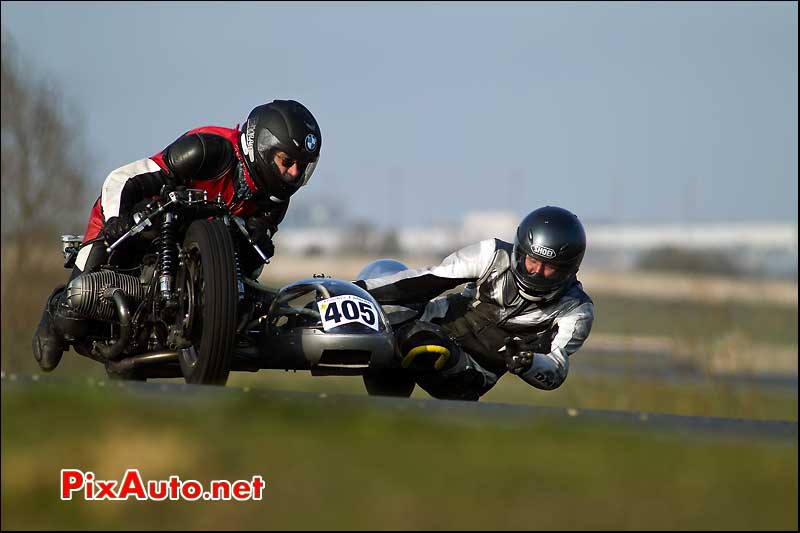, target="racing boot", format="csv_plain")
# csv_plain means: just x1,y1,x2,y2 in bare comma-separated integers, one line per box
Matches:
396,320,495,401
413,341,494,402
32,285,69,372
